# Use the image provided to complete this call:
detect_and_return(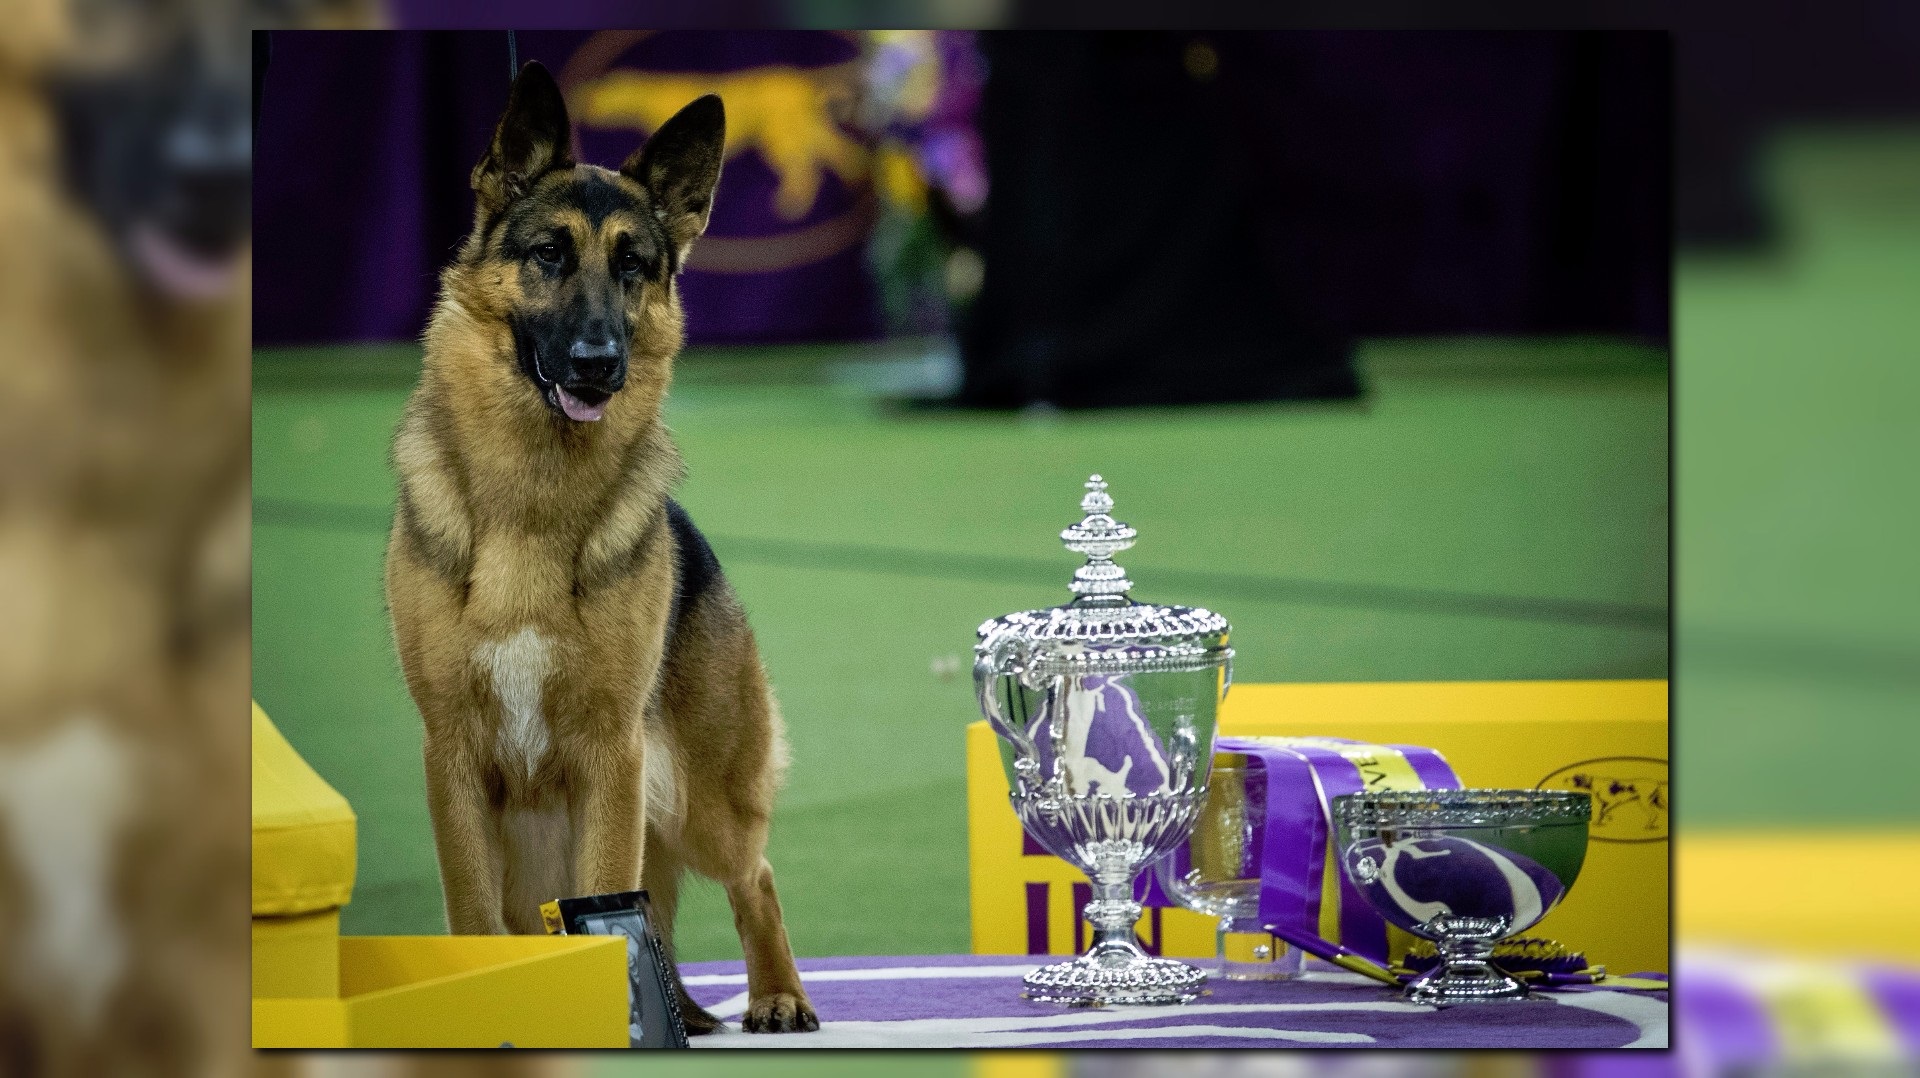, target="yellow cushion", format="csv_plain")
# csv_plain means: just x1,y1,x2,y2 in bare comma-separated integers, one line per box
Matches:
252,701,357,916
